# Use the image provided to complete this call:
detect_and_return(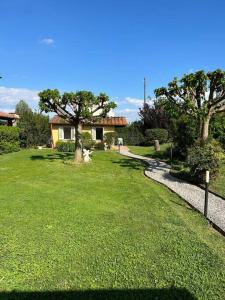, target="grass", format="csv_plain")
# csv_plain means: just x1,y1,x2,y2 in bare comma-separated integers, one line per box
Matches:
210,164,225,198
129,145,225,199
128,144,170,161
0,149,225,299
